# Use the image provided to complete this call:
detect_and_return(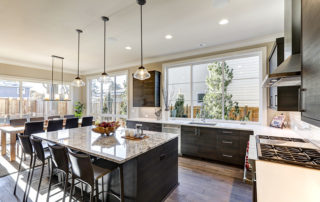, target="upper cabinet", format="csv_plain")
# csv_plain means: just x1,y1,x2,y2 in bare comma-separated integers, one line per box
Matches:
133,70,161,107
301,0,320,126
